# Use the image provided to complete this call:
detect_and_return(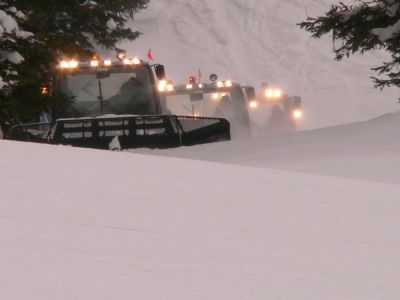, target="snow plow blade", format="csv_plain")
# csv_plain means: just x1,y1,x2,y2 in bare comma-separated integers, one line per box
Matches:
9,115,230,150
